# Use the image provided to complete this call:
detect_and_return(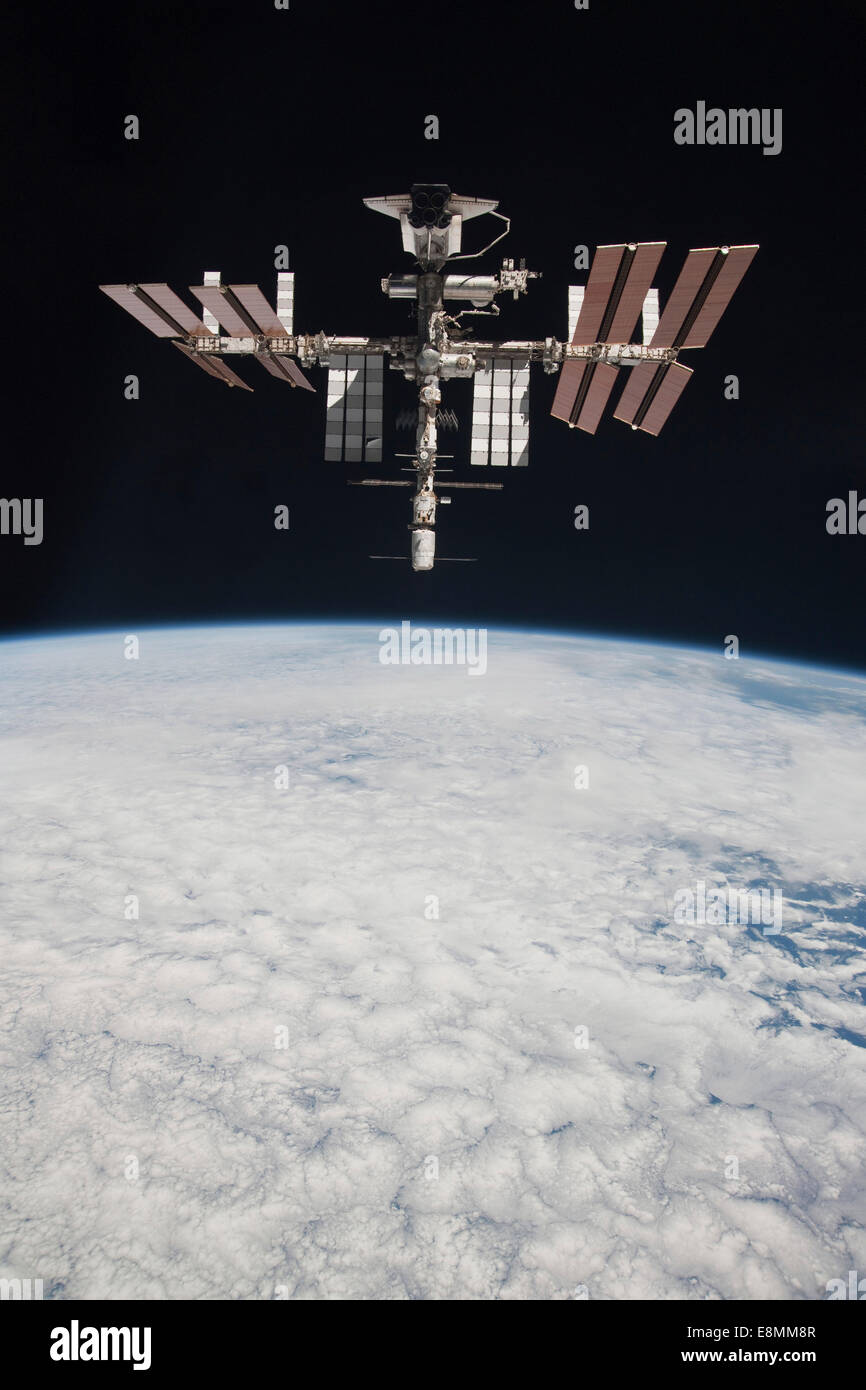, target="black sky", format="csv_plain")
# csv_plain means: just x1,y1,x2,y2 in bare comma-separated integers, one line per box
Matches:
3,0,864,669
